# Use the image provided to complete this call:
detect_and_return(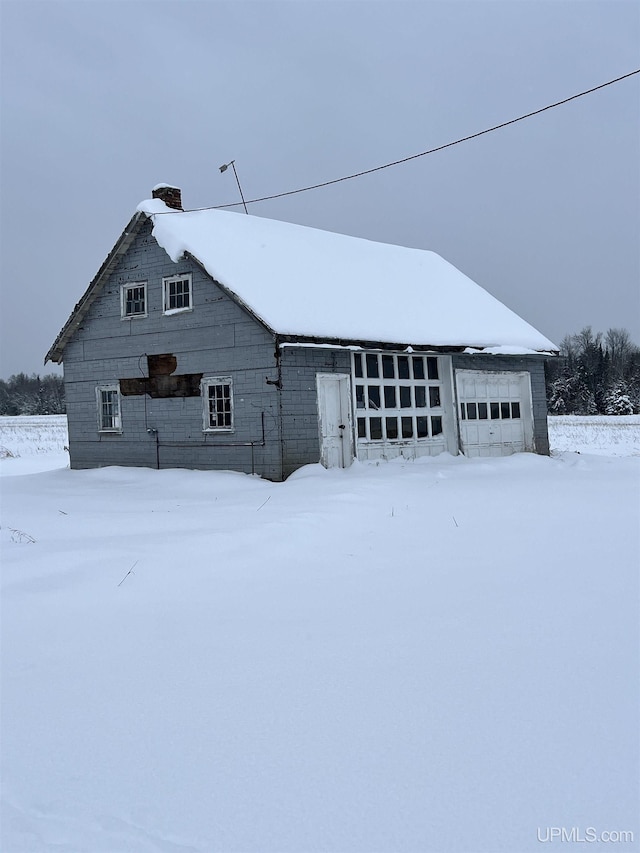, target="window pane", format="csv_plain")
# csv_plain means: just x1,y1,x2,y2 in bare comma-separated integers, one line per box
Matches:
207,381,232,428
400,386,411,408
167,277,191,310
478,402,488,419
490,402,500,419
384,386,396,408
415,386,426,408
412,357,425,380
467,402,477,420
427,357,439,380
370,417,382,439
382,355,394,378
100,388,120,430
460,404,466,420
366,354,379,378
125,285,145,316
429,386,441,408
368,386,381,409
385,417,398,439
357,418,367,438
401,416,413,438
356,385,365,408
354,354,363,377
397,356,410,379
431,416,443,436
417,416,428,437
501,402,511,419
511,401,521,419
